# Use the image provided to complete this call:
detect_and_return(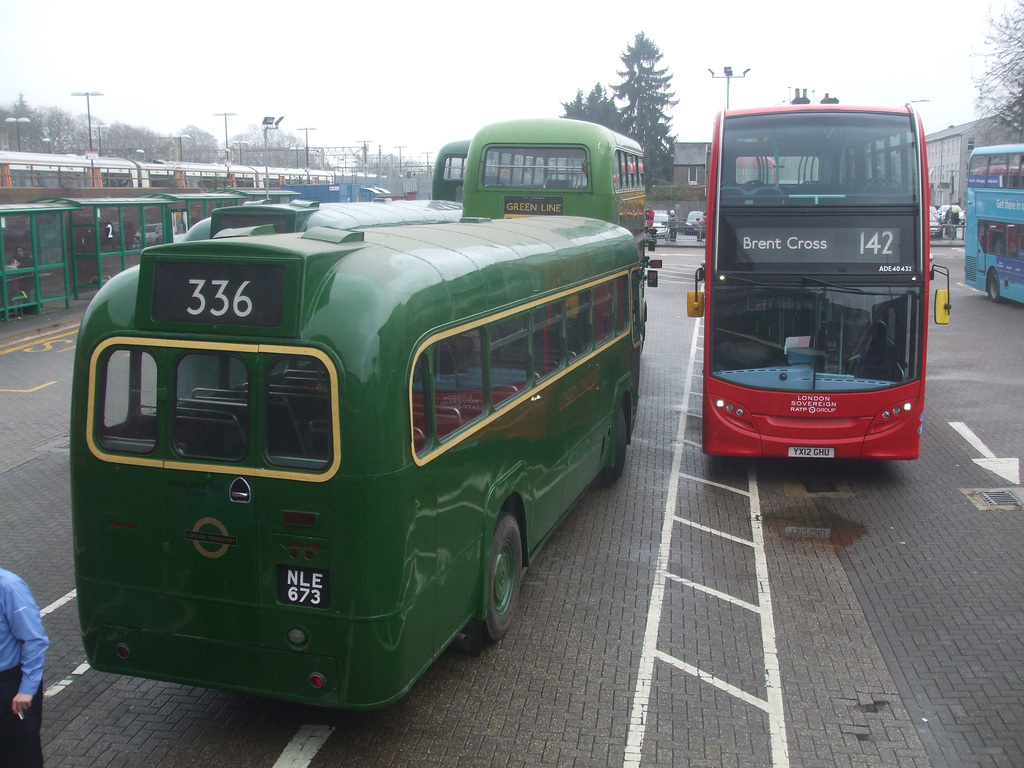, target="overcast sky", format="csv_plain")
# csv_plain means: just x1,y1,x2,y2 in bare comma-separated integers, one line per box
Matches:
0,0,1009,162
